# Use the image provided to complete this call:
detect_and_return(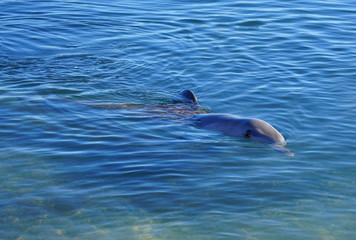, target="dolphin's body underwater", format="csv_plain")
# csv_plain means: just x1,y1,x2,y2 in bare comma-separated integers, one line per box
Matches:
179,90,293,156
